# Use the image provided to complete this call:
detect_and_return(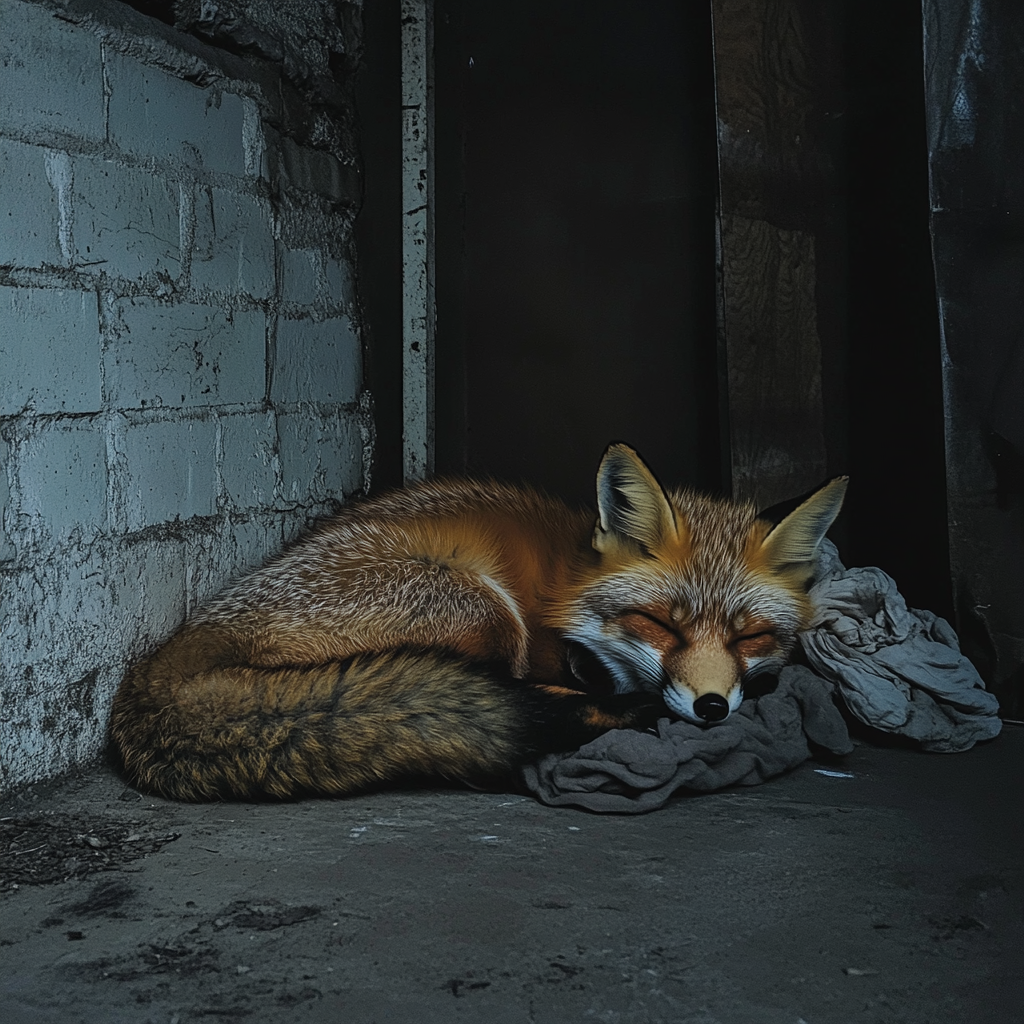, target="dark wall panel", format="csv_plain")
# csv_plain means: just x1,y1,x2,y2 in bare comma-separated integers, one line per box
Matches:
435,0,720,504
353,0,404,492
923,0,1024,713
839,2,952,617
